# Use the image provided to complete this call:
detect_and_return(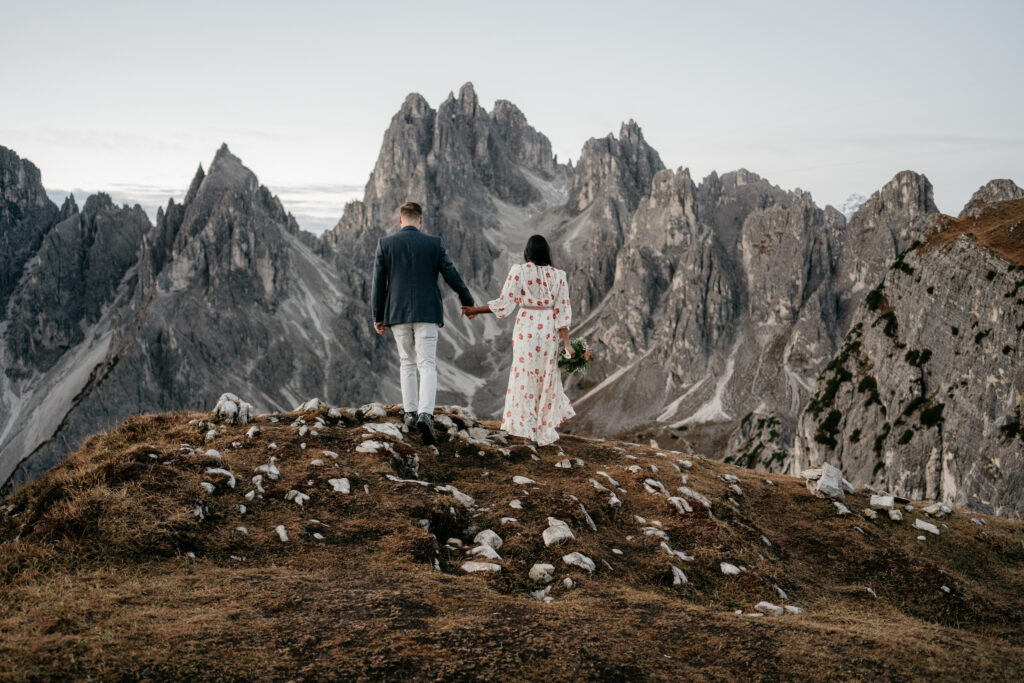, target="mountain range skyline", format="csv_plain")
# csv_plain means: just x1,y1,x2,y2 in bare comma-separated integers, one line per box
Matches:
4,1,1022,232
